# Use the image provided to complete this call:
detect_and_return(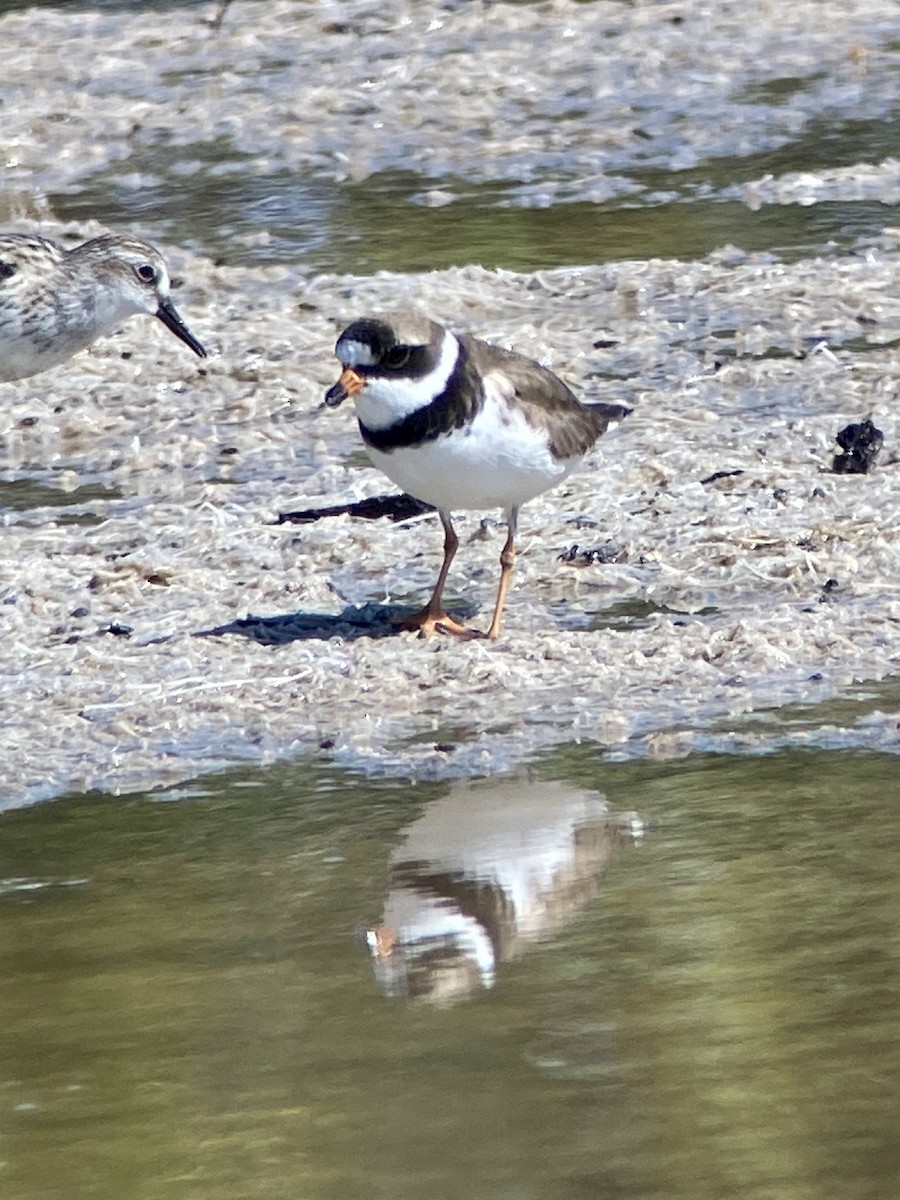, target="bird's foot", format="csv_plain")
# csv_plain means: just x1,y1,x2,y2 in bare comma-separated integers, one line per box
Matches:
396,607,485,640
366,924,397,958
